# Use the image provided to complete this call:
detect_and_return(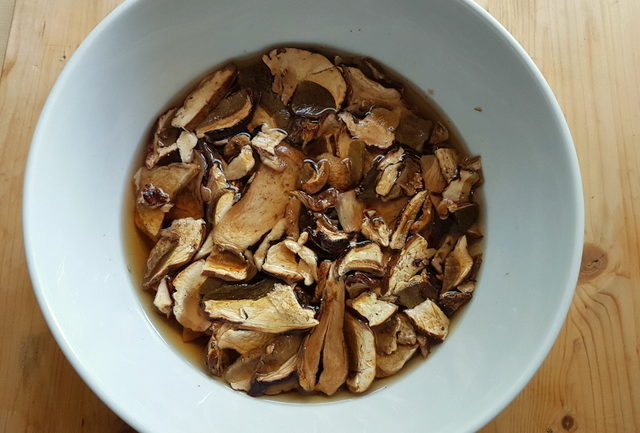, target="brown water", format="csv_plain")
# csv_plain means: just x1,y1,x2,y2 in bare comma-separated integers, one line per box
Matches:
123,45,483,401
